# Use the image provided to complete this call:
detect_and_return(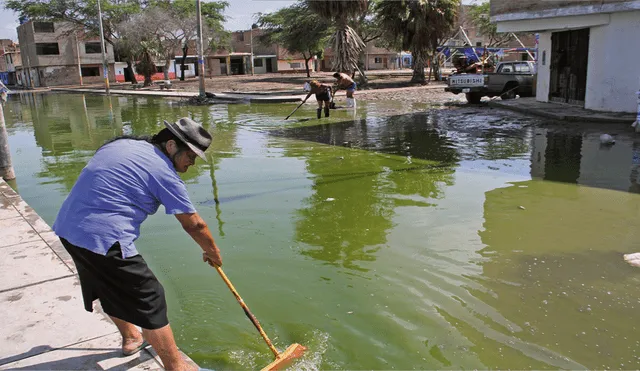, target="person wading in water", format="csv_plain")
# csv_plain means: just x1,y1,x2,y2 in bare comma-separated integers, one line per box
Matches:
303,80,333,119
332,72,357,108
53,118,221,371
